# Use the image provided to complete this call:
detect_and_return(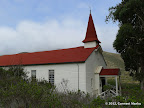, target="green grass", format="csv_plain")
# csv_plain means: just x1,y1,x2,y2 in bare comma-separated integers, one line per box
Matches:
102,51,139,84
102,52,144,107
106,79,144,107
